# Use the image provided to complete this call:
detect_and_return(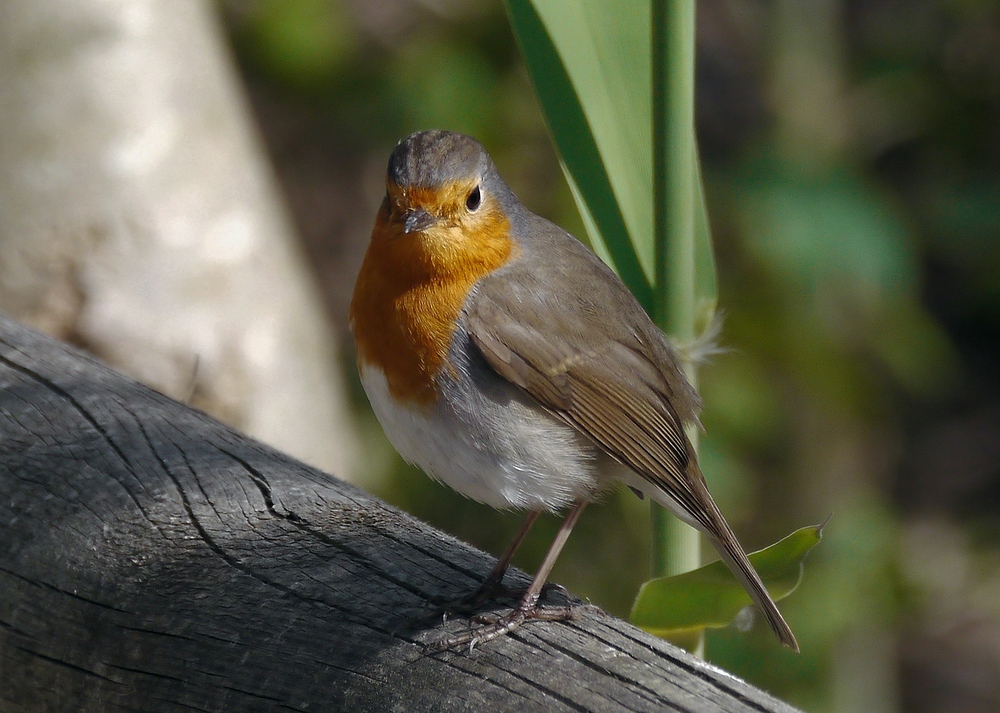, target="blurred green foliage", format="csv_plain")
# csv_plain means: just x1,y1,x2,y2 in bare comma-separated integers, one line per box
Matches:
241,0,355,86
223,1,1000,710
